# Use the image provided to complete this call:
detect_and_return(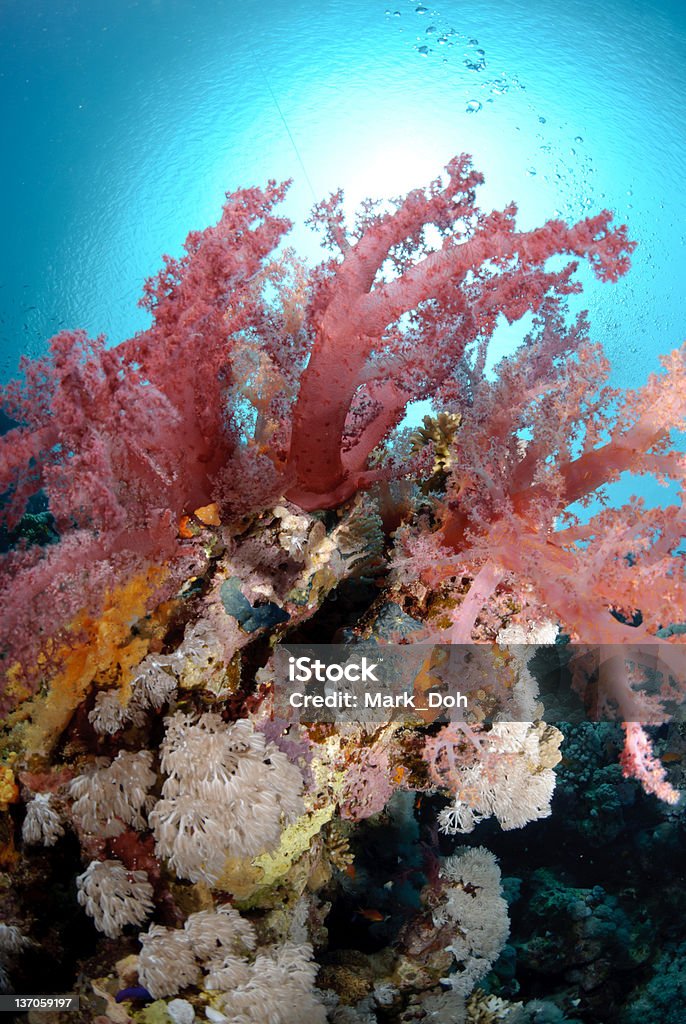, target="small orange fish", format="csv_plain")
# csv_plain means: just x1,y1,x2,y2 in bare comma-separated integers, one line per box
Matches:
662,752,683,763
344,864,356,880
178,515,195,539
356,907,387,923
